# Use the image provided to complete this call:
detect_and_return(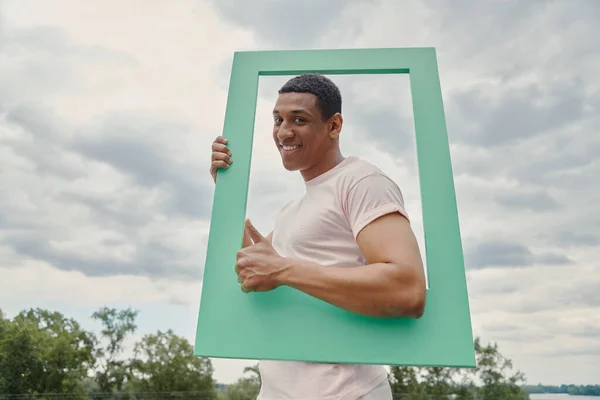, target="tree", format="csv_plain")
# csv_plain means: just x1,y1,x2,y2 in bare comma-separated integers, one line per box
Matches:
128,329,216,398
223,364,261,400
388,366,425,399
0,309,39,394
523,384,600,396
91,307,139,392
423,366,460,398
388,337,528,399
473,337,528,400
0,308,95,396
